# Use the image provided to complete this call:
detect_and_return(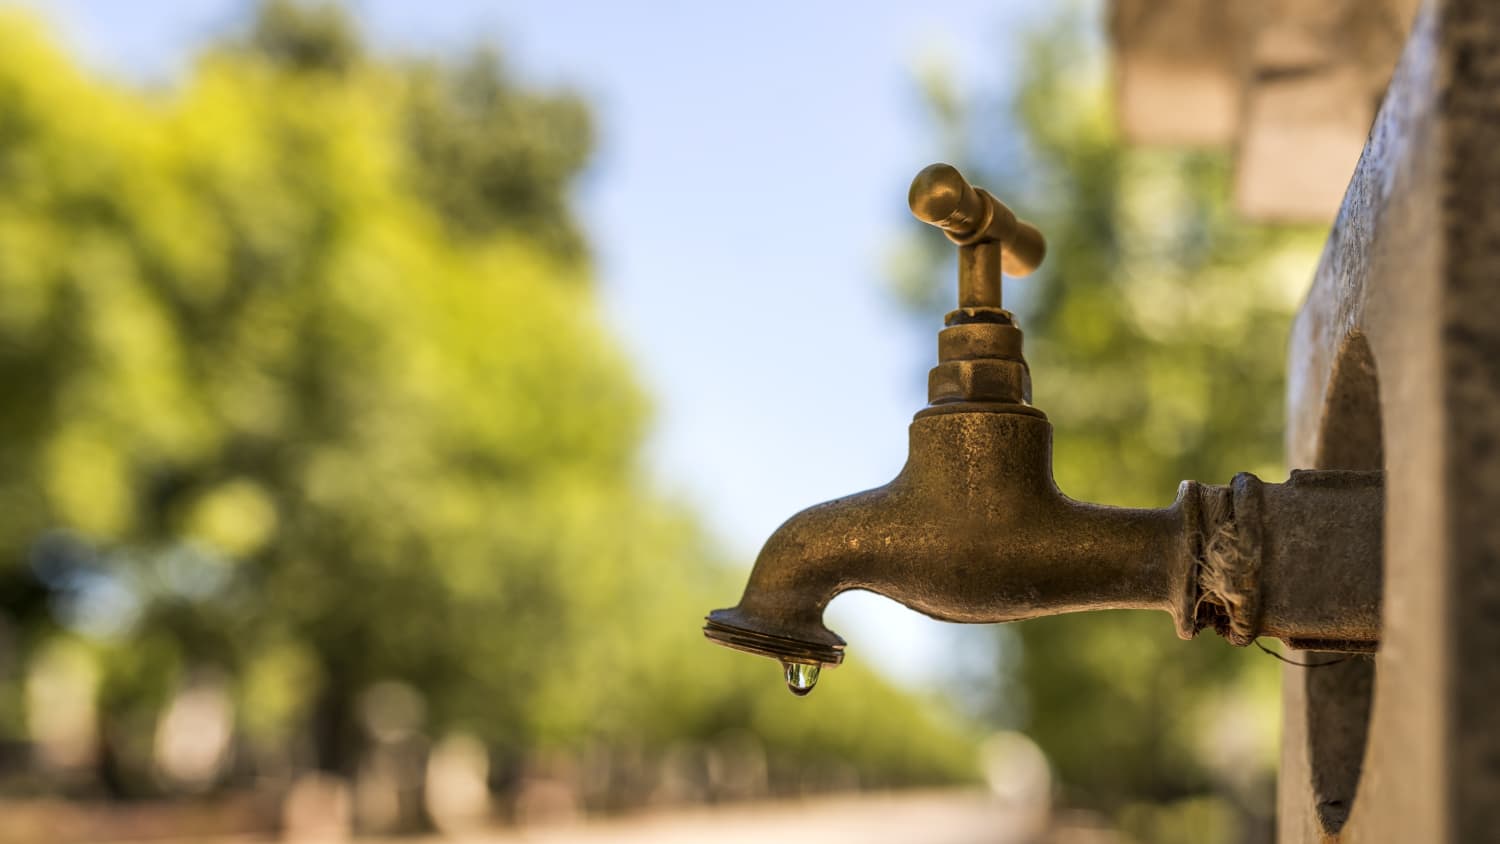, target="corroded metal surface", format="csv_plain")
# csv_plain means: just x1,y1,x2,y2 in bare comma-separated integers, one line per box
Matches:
1257,470,1385,650
704,407,1384,671
705,165,1386,685
705,410,1202,668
